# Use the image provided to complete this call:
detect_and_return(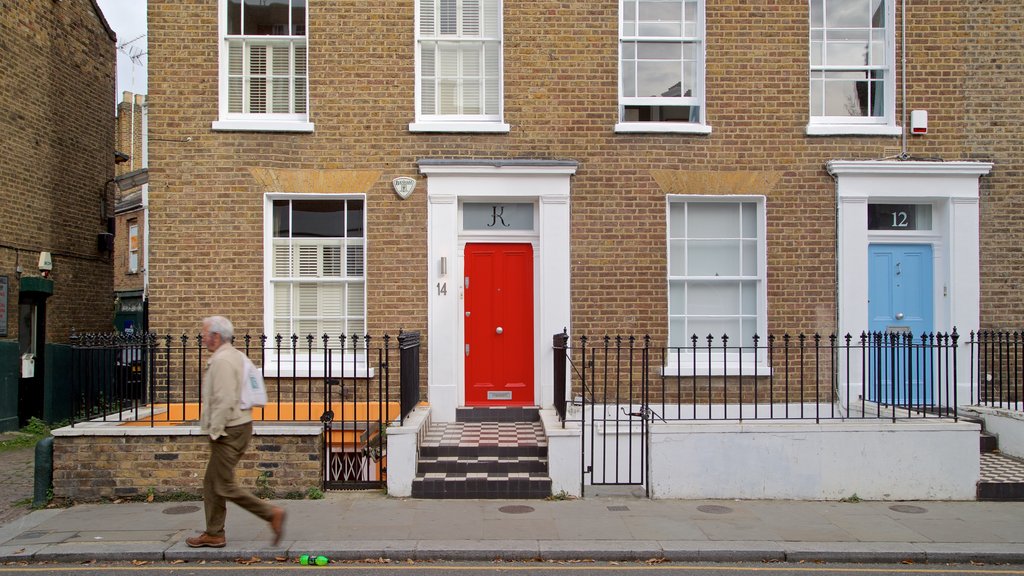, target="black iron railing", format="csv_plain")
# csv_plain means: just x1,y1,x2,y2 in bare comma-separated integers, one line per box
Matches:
556,330,964,424
68,331,420,427
969,330,1024,411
